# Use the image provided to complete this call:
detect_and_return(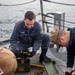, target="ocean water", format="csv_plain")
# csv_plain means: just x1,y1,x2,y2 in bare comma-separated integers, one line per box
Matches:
0,0,75,37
